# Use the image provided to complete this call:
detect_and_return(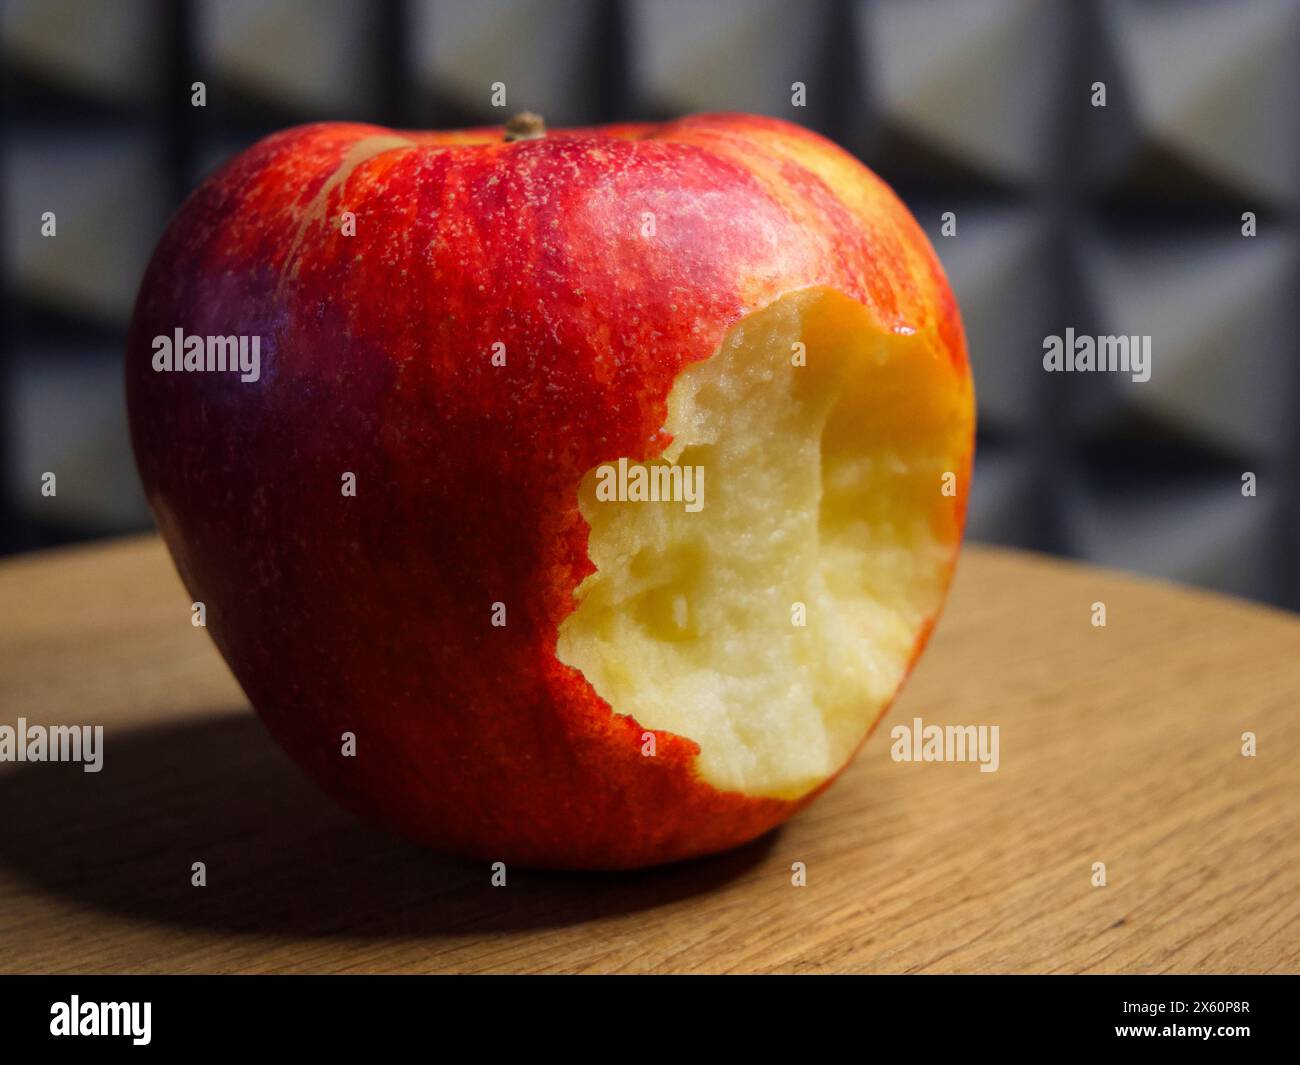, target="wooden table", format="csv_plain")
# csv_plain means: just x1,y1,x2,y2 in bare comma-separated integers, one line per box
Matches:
1,535,1296,974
